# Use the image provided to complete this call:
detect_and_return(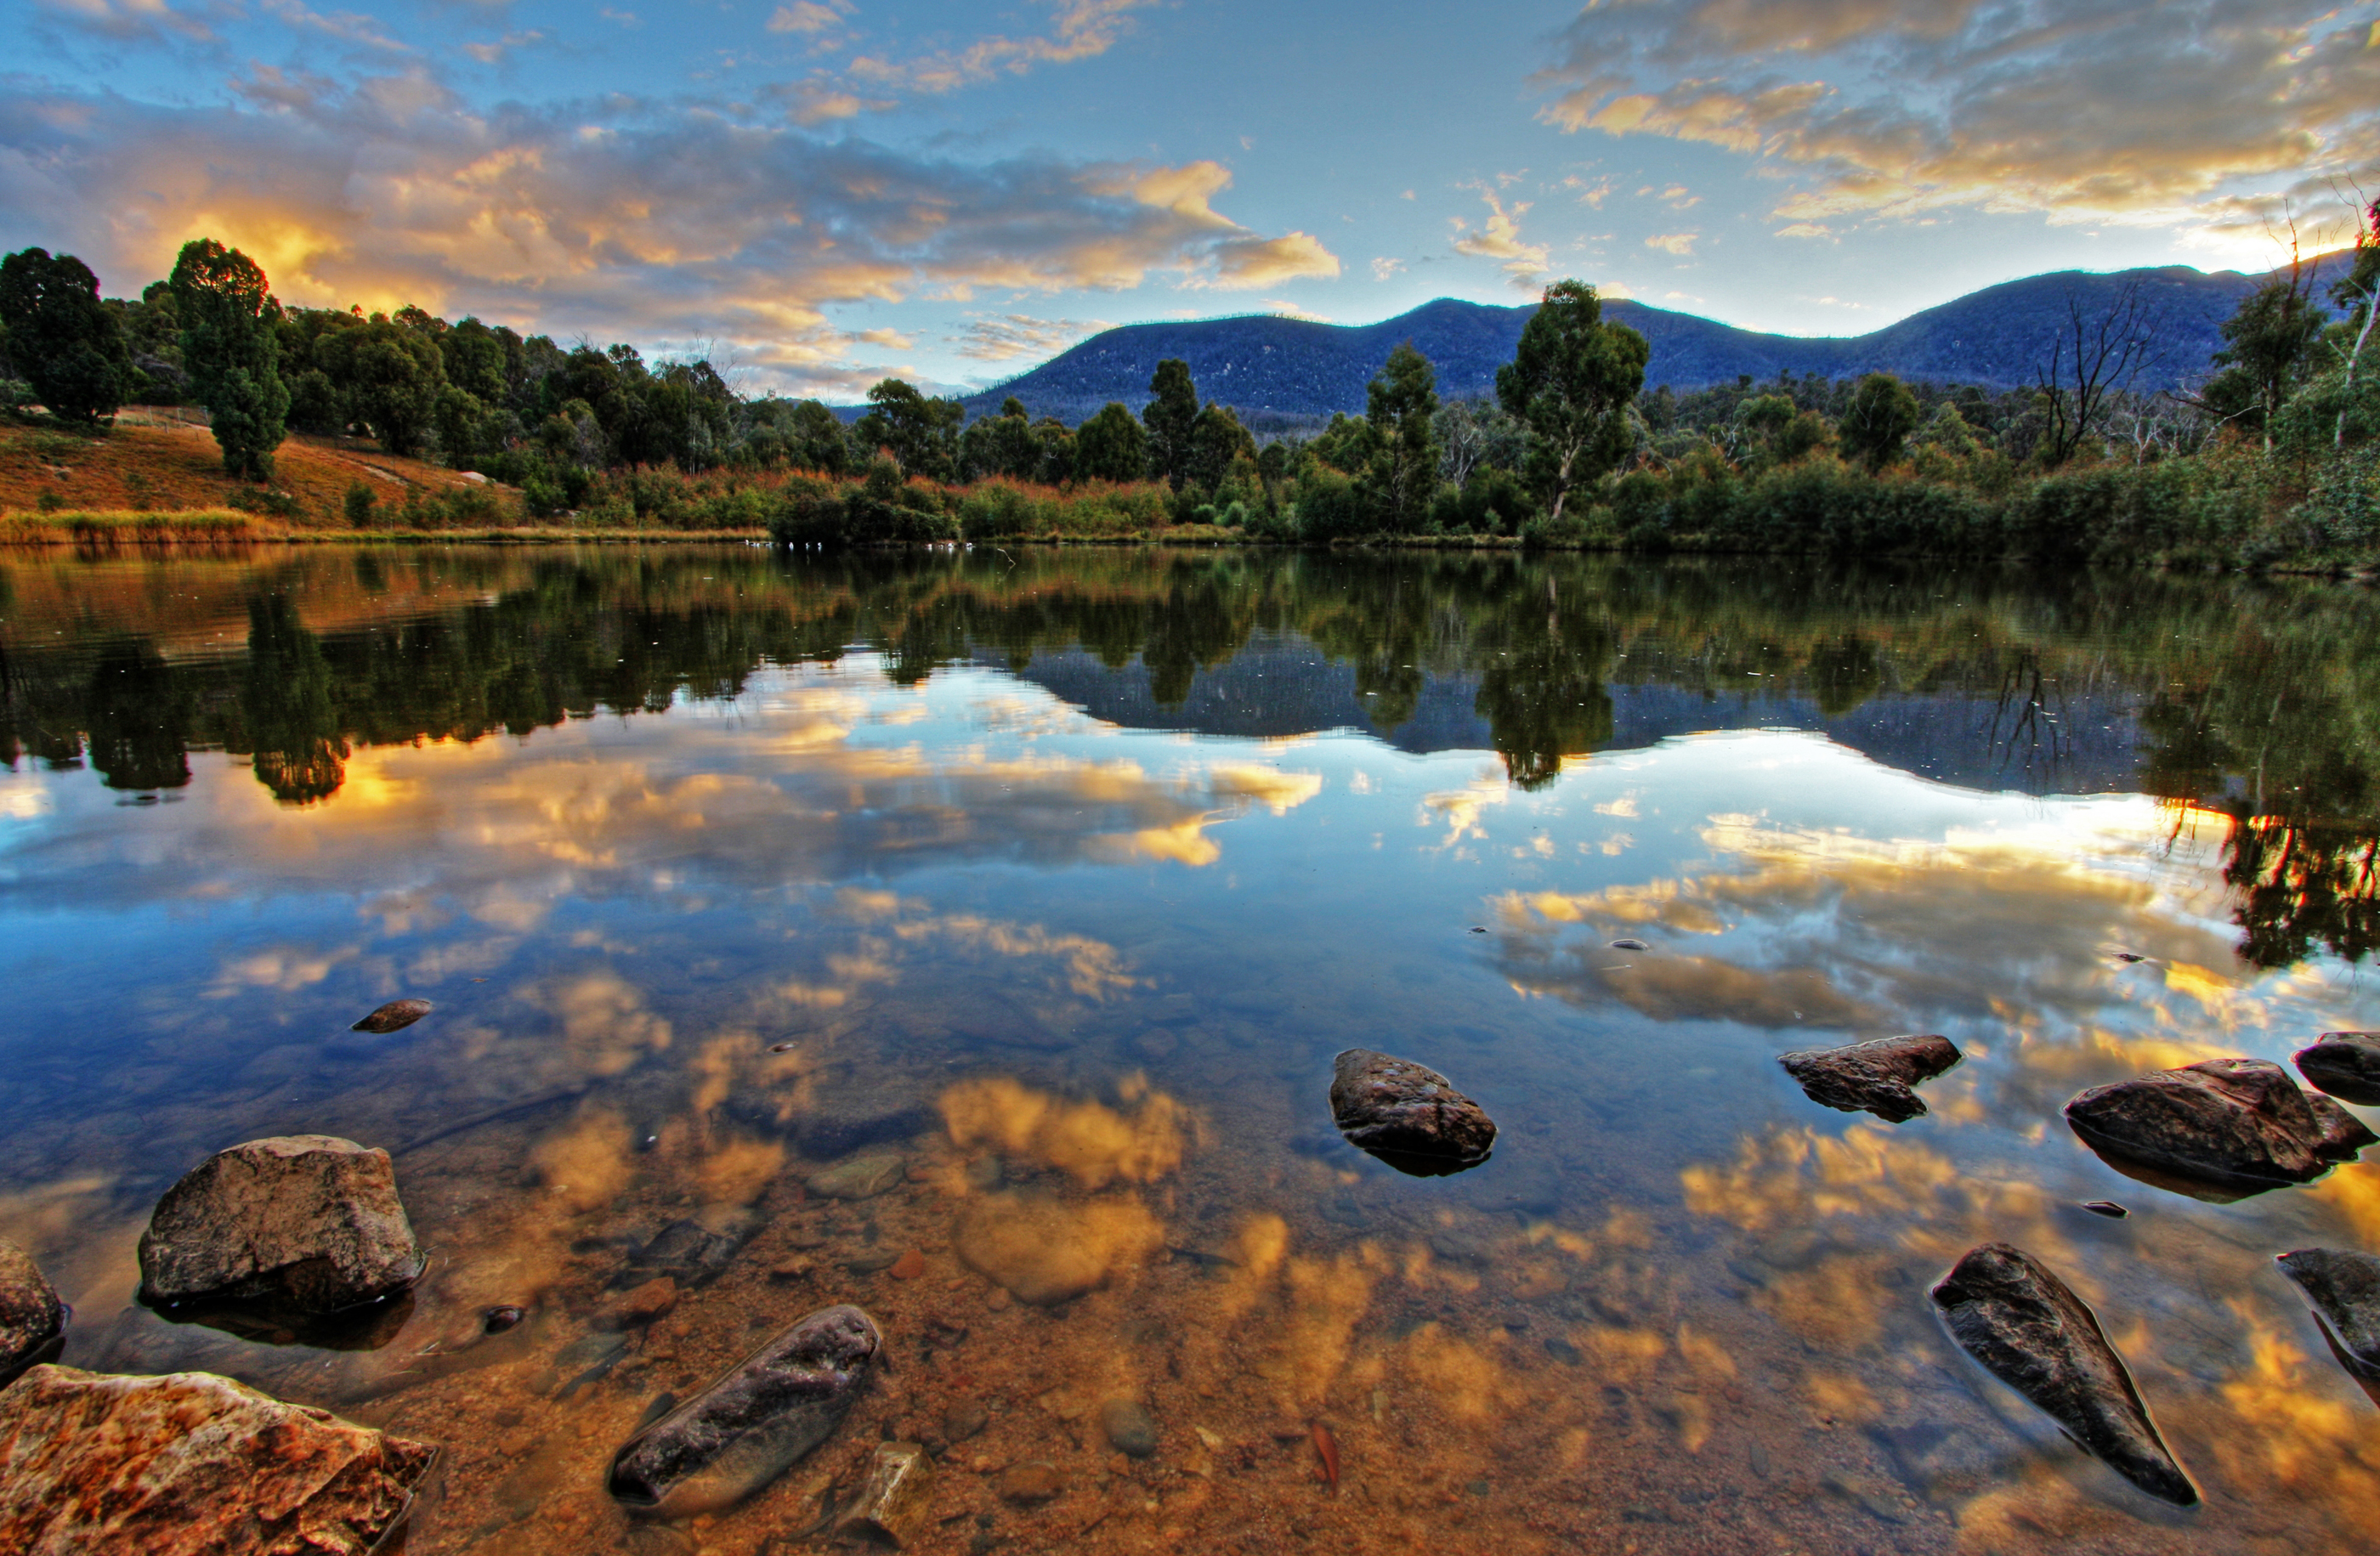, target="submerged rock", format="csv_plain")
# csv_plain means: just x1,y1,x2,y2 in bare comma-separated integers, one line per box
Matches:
608,1303,881,1518
0,1240,65,1388
2064,1058,2360,1194
1099,1398,1158,1458
0,1364,435,1554
1930,1243,2196,1507
1778,1033,1961,1123
807,1155,906,1201
834,1441,934,1548
955,1194,1159,1306
2297,1033,2380,1106
2275,1248,2380,1383
351,999,432,1034
1329,1049,1496,1173
996,1461,1065,1504
138,1136,424,1314
629,1219,740,1287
